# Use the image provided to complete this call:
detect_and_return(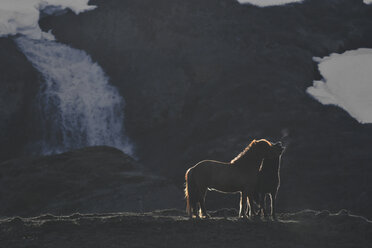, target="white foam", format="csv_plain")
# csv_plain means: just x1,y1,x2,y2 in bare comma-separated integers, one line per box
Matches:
307,49,372,124
15,37,133,155
0,0,95,40
237,0,303,7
